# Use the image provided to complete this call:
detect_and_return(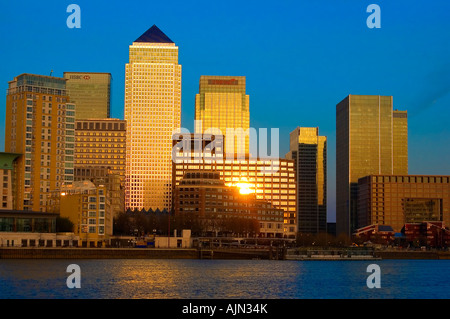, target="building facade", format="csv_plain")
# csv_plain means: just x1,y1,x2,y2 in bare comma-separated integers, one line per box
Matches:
172,134,297,238
286,127,327,234
75,118,126,178
195,76,250,155
0,210,80,248
125,25,181,211
5,74,75,212
358,174,450,233
48,180,112,247
63,72,111,119
0,153,21,210
336,95,408,236
403,222,450,248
